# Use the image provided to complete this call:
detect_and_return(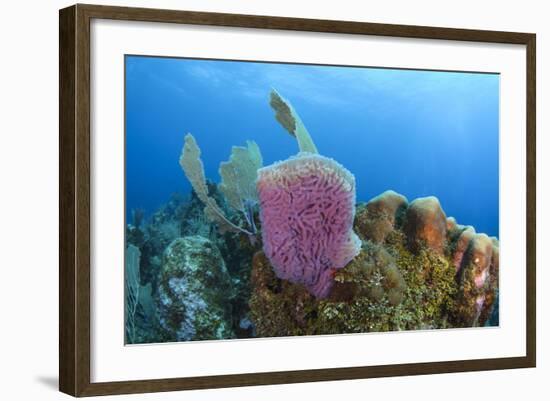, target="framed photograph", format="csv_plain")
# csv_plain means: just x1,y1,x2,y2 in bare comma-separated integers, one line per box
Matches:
59,4,536,397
